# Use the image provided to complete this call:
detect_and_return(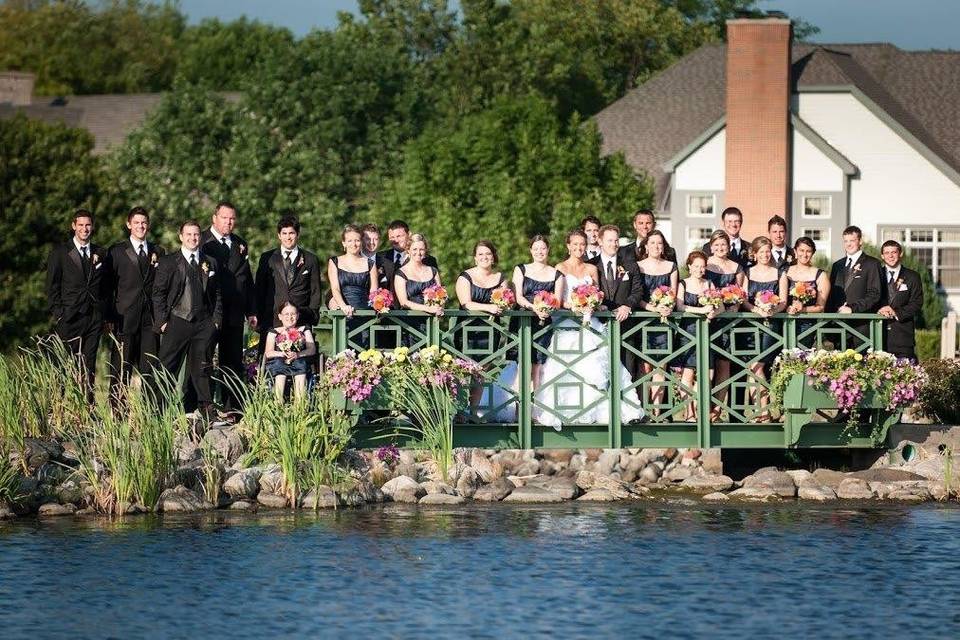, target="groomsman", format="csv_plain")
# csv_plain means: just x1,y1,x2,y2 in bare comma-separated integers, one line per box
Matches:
593,225,644,381
827,225,884,314
46,209,107,397
878,240,923,361
153,221,222,417
767,215,795,271
619,209,677,265
361,223,381,266
703,207,751,267
104,206,165,393
376,220,438,304
581,216,602,261
254,215,322,334
200,201,256,409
